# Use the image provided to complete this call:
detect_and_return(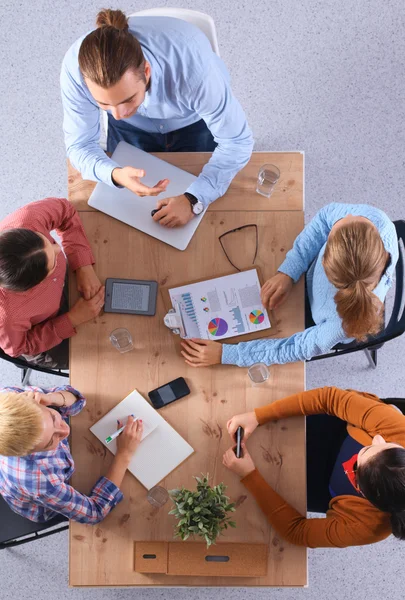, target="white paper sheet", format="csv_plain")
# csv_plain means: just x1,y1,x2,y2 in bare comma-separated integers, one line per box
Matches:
90,389,194,490
169,269,271,340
